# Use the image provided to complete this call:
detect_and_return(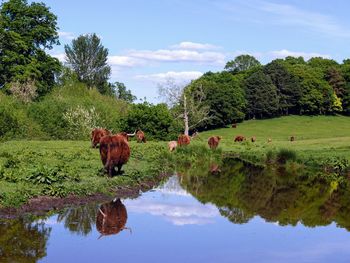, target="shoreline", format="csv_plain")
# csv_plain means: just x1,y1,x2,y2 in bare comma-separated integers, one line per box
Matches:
0,173,169,219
